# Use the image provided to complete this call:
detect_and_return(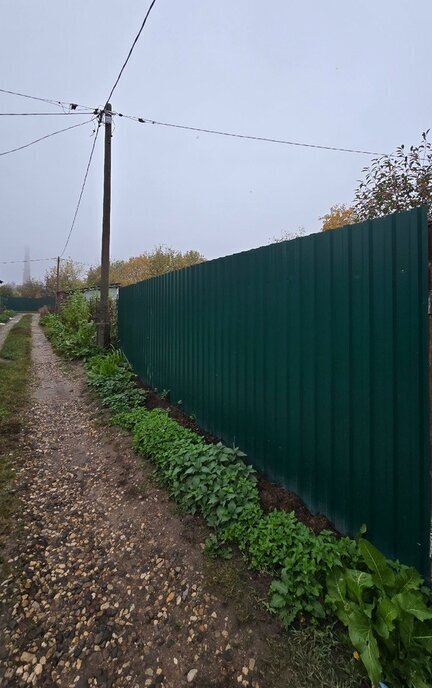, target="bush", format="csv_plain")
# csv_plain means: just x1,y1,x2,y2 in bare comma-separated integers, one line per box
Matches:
85,350,146,413
42,294,96,359
166,443,260,528
116,407,260,529
0,310,15,324
223,508,359,626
